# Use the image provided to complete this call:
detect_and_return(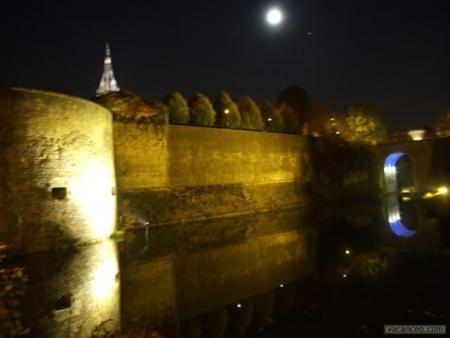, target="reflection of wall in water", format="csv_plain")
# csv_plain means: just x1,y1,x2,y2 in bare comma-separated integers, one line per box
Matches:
121,210,316,328
21,241,120,337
